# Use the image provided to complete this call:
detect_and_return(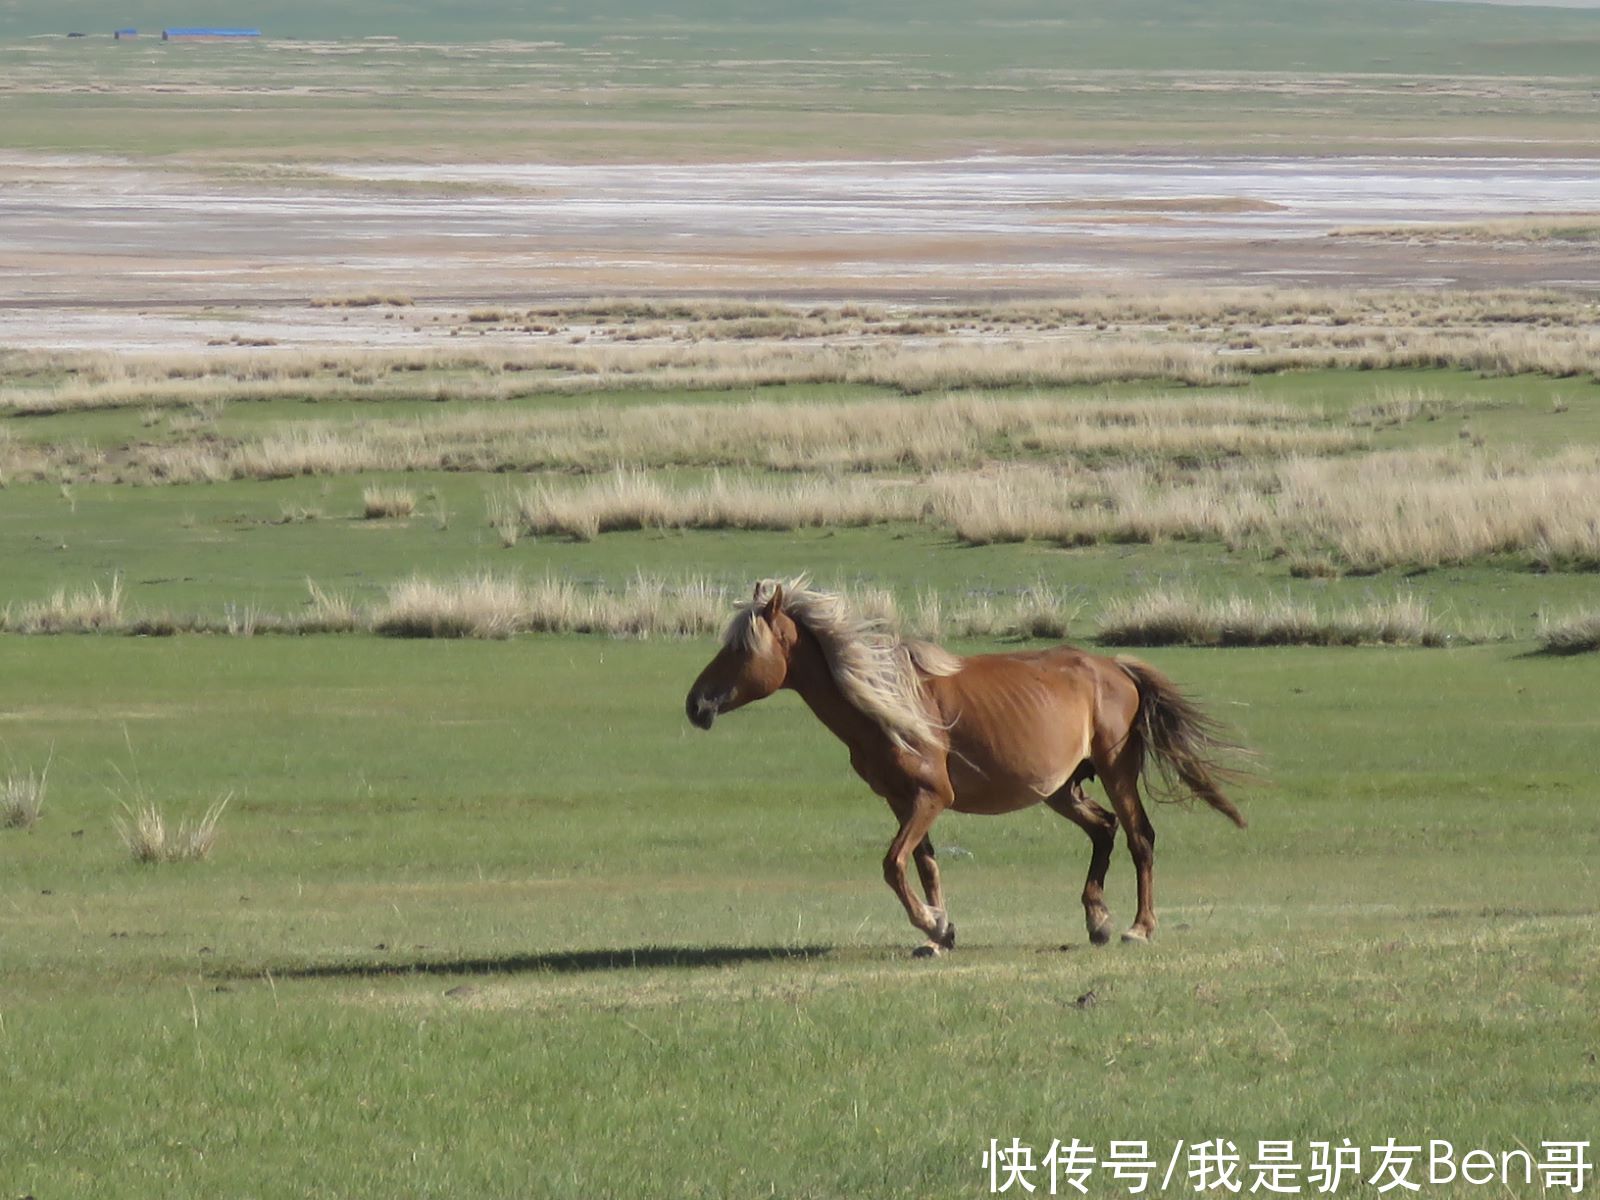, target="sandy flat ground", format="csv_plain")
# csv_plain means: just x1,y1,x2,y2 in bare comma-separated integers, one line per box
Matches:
3,152,1597,351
